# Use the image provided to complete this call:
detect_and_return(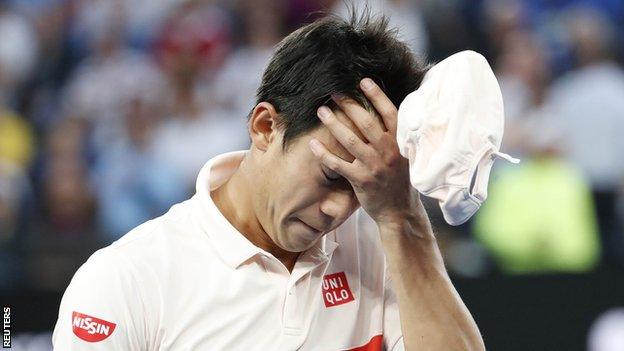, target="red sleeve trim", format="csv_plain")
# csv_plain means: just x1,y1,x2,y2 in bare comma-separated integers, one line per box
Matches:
346,334,383,351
